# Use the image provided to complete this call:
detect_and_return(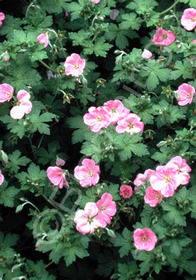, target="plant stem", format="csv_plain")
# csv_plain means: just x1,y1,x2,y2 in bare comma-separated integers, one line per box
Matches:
159,0,181,16
38,60,57,73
